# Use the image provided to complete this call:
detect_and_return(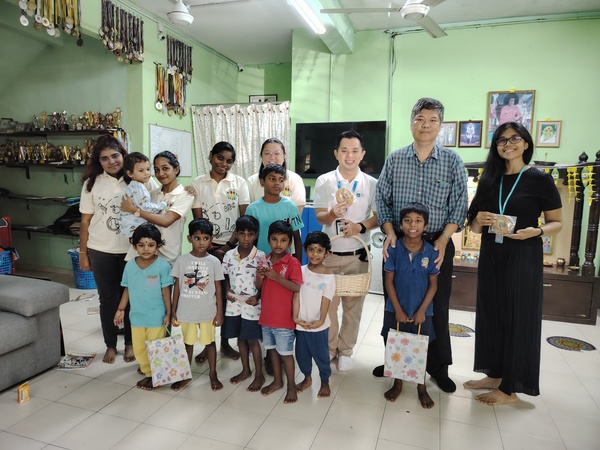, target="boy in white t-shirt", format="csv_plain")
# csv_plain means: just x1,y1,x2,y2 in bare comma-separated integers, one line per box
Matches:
222,215,267,392
293,231,336,398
